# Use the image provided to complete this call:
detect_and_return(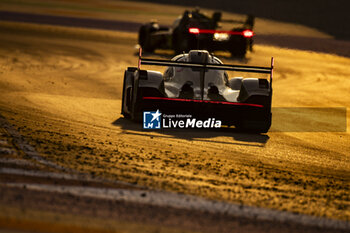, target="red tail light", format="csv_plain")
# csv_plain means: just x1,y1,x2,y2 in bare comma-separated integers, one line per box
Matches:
242,29,254,38
189,27,200,34
188,28,254,37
